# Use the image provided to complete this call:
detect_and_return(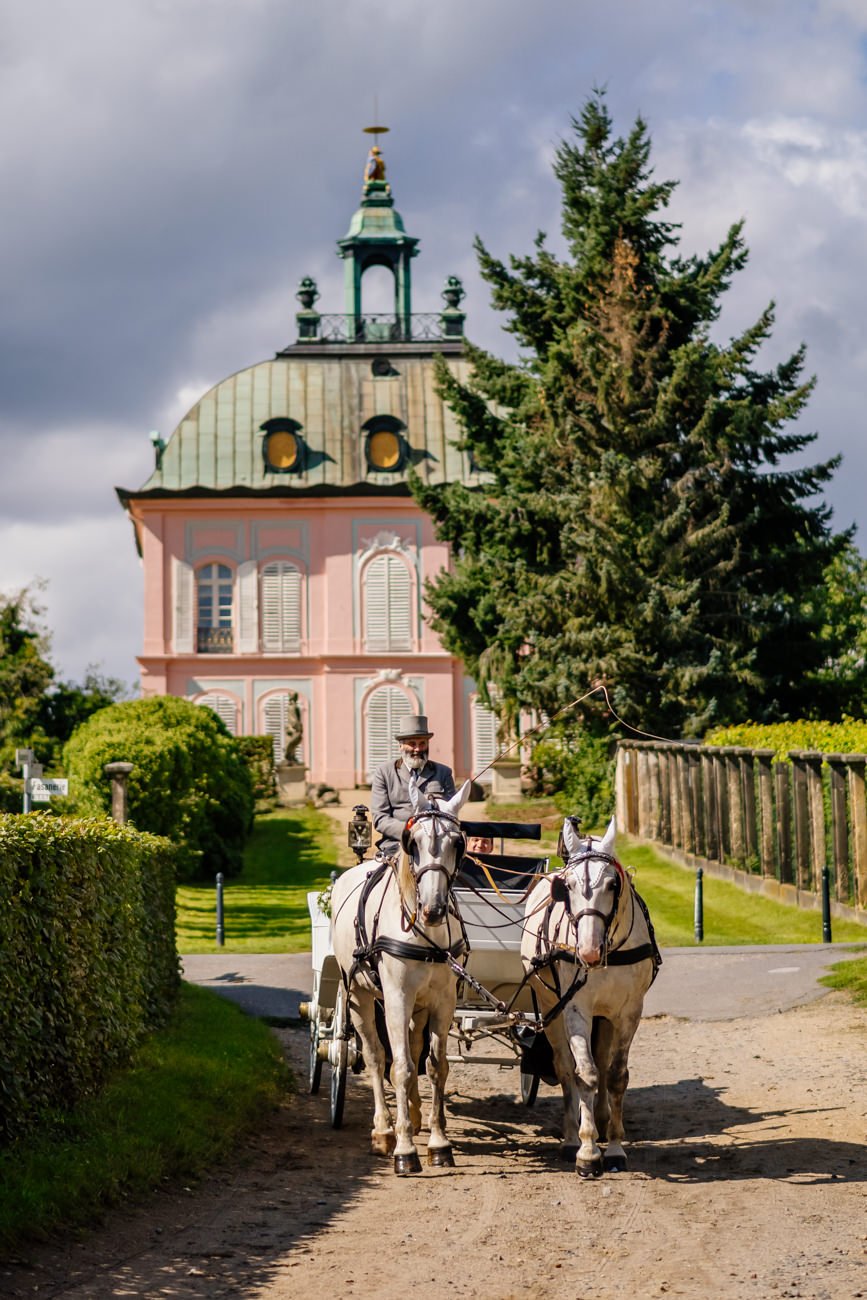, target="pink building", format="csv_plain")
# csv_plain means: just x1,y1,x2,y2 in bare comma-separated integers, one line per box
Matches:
117,146,498,787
